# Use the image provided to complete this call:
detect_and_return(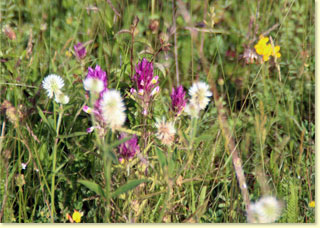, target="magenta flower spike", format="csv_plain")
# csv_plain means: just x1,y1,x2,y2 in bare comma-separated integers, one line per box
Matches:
82,65,108,127
171,85,186,115
131,58,159,115
133,58,159,97
118,133,140,160
83,65,108,94
74,42,87,60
